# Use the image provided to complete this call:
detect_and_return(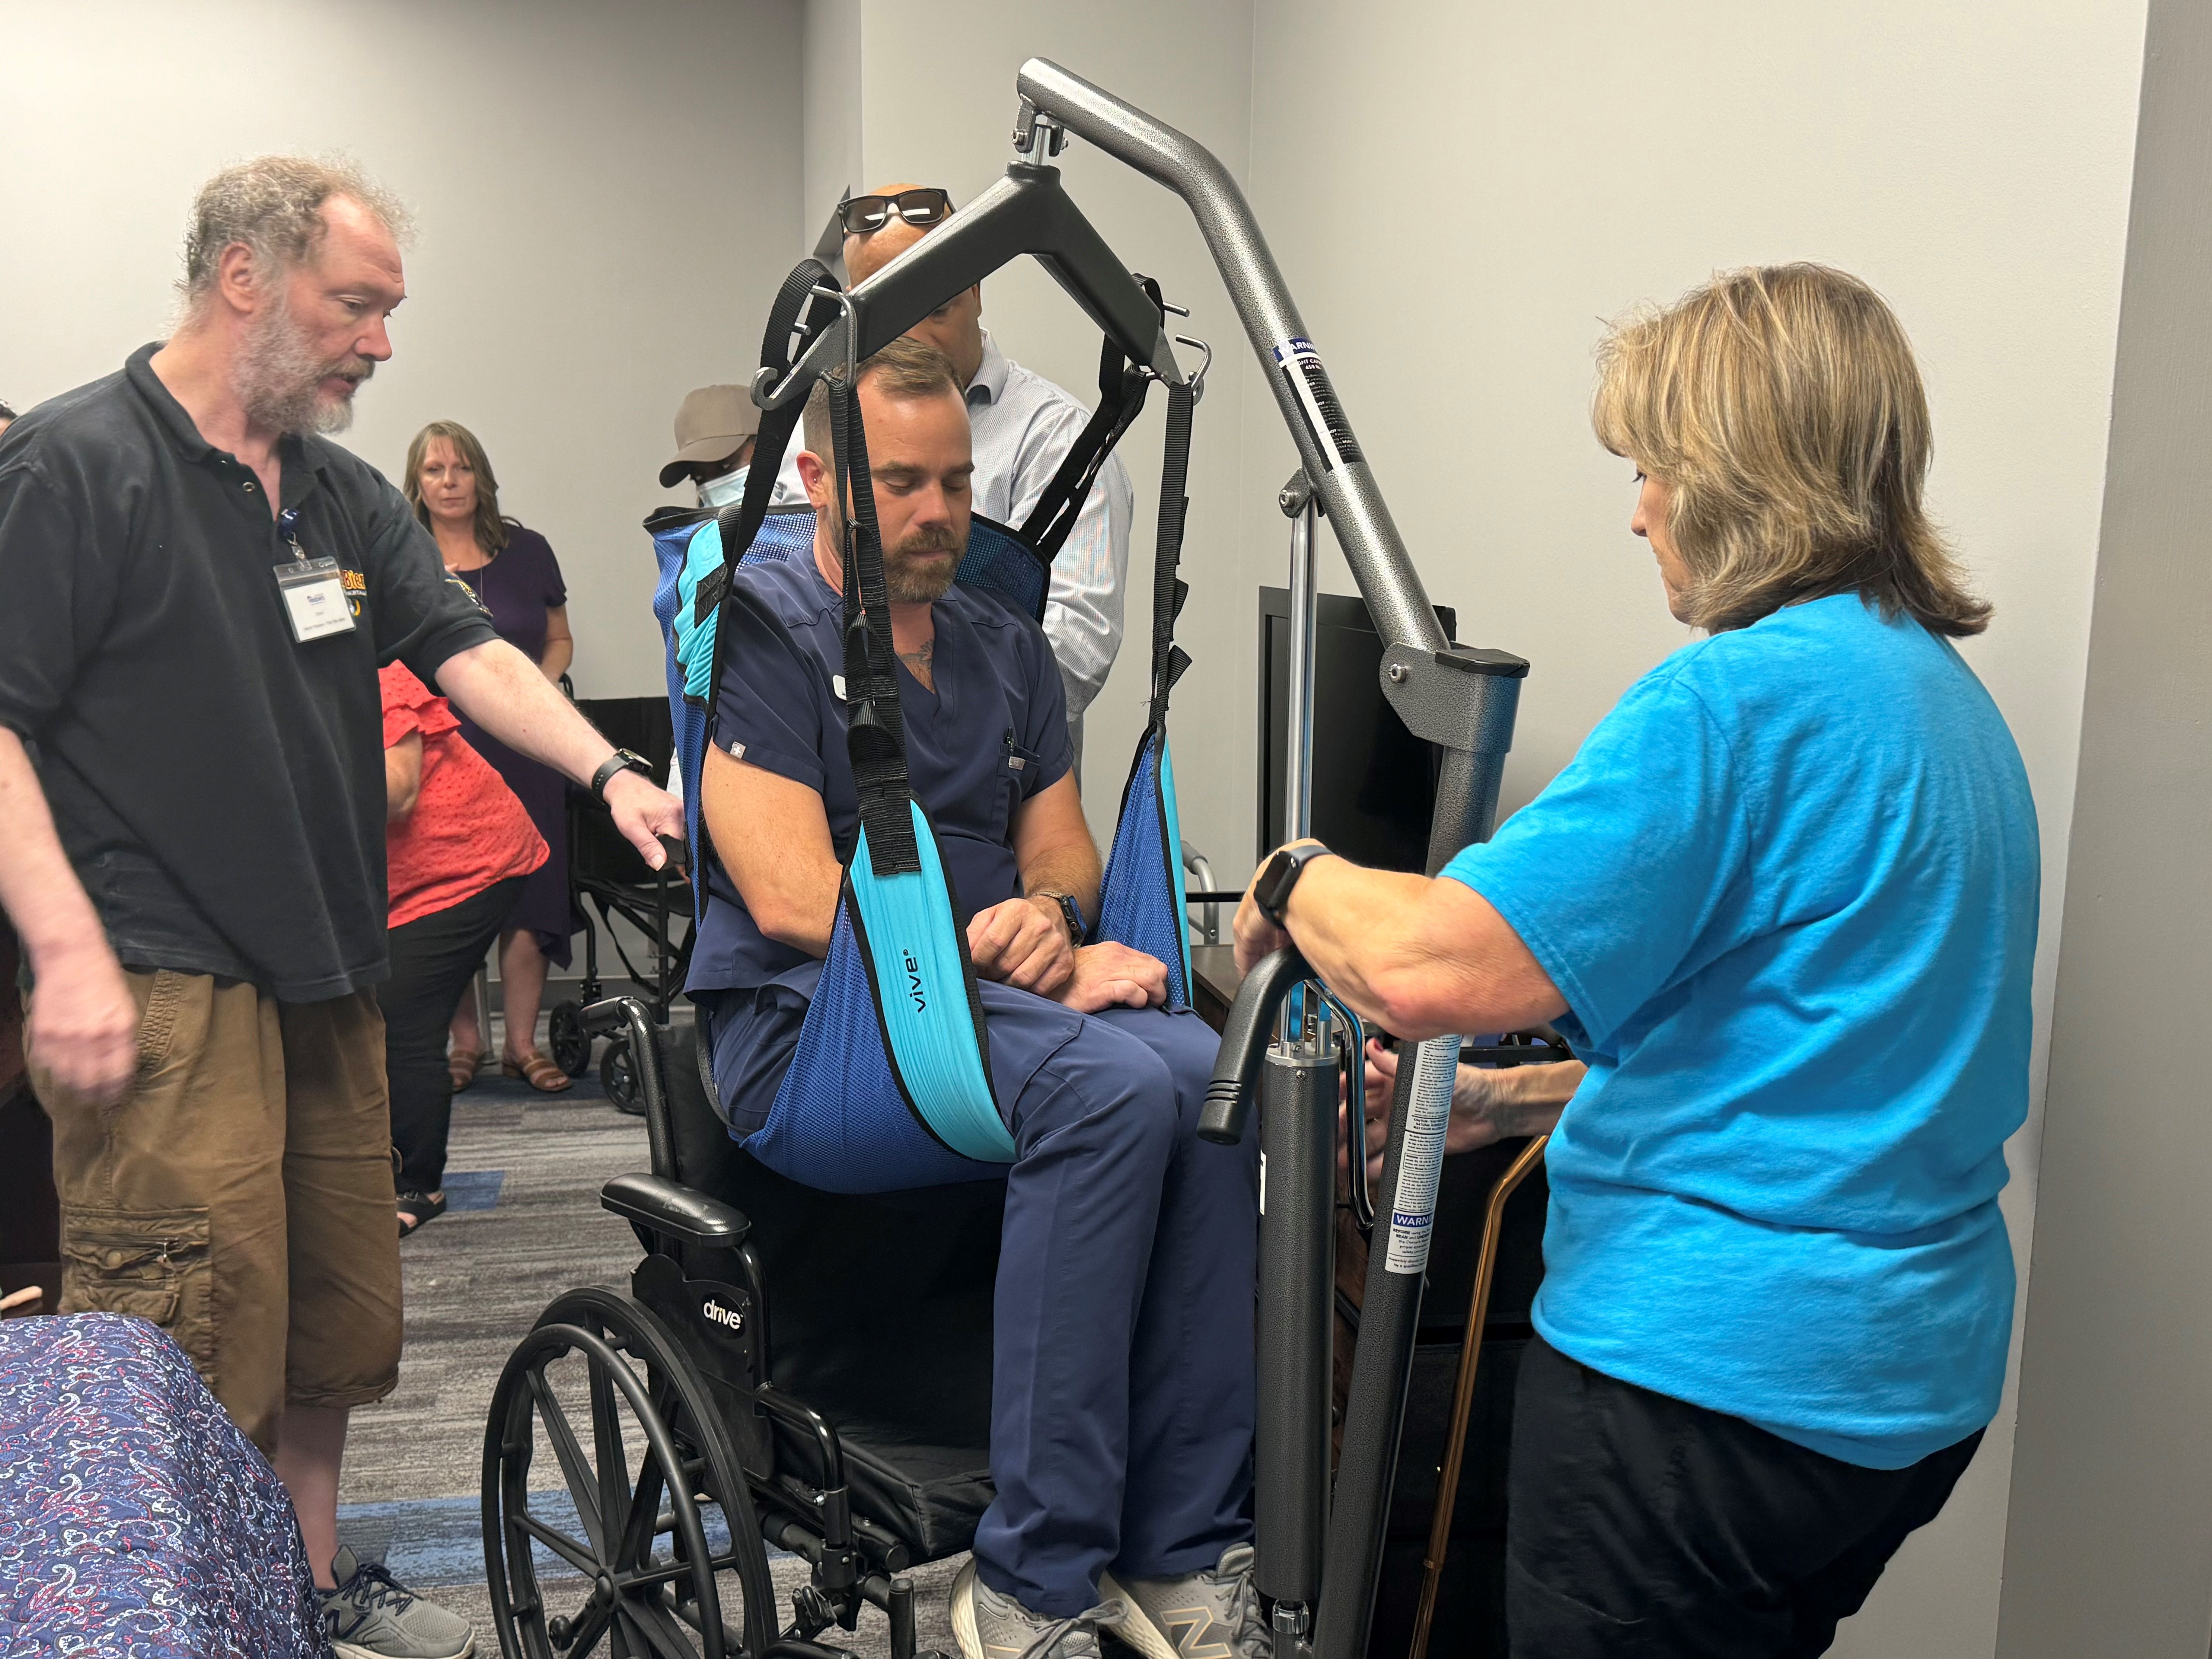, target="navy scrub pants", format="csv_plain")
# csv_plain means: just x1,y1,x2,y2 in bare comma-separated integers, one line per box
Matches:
706,979,1258,1616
